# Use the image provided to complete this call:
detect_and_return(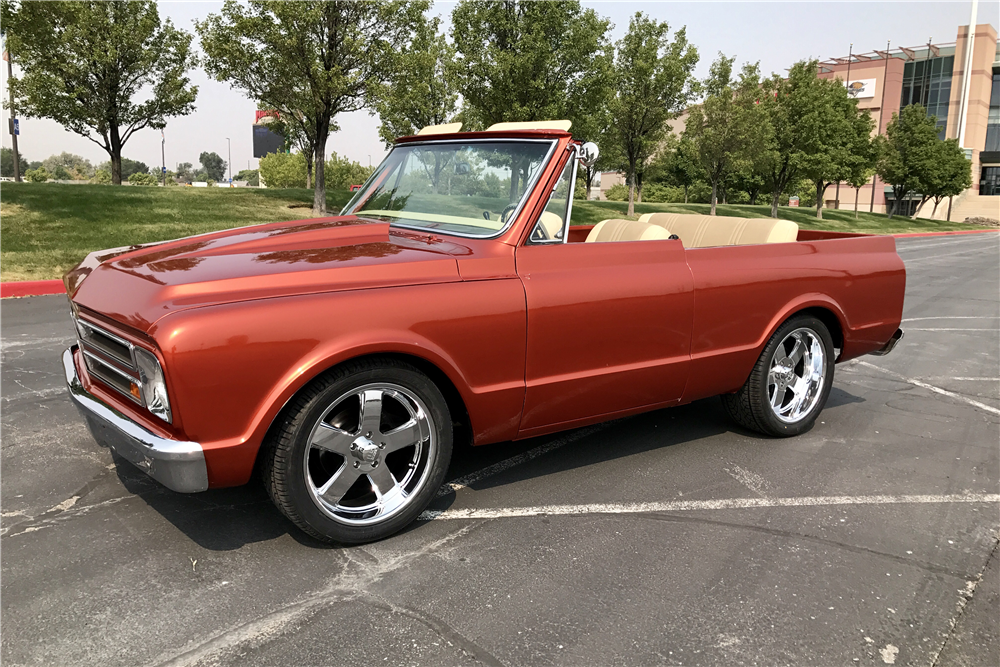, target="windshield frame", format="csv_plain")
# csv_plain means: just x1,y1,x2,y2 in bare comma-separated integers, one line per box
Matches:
339,138,559,240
